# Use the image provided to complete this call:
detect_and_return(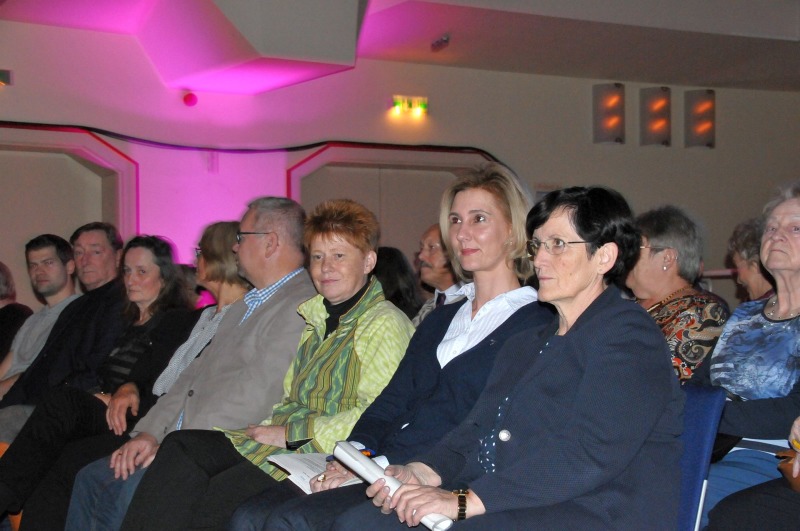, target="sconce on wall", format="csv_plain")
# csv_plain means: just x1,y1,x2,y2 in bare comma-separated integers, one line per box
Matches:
640,87,671,146
685,89,715,148
592,83,625,144
0,70,12,86
392,95,428,117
